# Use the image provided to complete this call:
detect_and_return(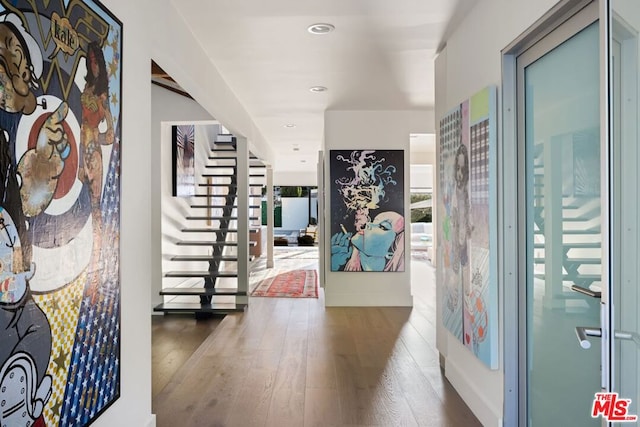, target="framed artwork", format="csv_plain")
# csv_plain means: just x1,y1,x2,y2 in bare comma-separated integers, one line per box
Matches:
437,86,498,369
172,124,196,197
0,1,122,426
329,150,405,272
